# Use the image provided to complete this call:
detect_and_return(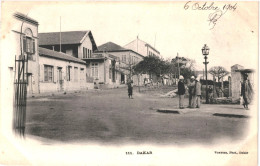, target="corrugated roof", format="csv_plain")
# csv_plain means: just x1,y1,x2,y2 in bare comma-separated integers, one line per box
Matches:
98,42,127,51
39,47,86,64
